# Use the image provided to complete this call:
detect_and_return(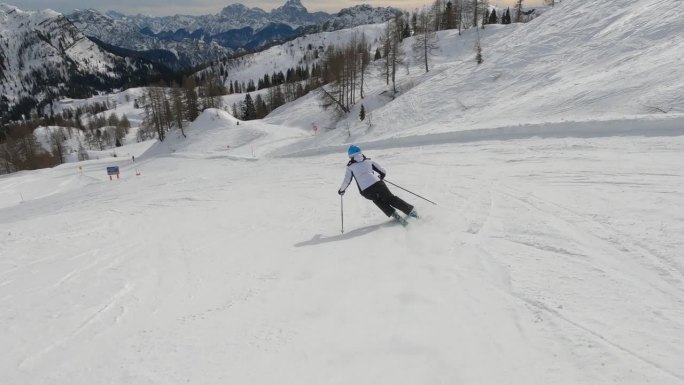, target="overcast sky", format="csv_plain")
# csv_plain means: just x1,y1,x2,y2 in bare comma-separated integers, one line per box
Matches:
9,0,545,16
